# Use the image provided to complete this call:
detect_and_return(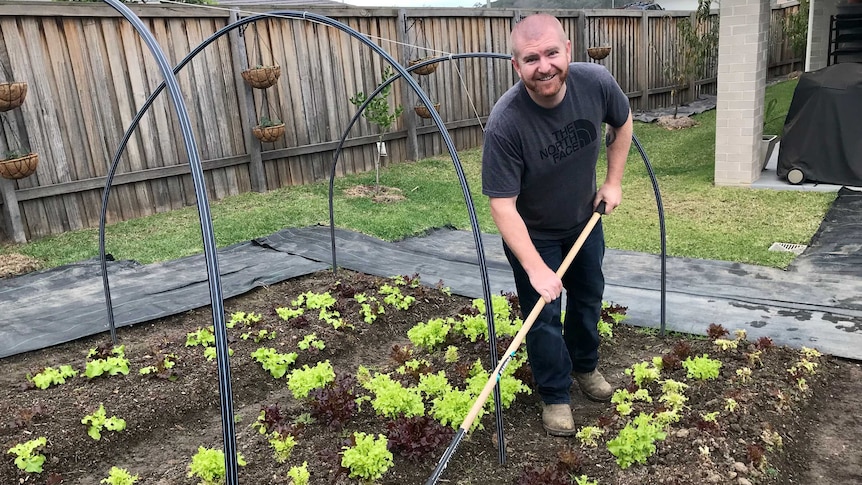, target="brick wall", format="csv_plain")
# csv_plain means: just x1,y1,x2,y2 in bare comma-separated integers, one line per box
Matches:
714,0,771,186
